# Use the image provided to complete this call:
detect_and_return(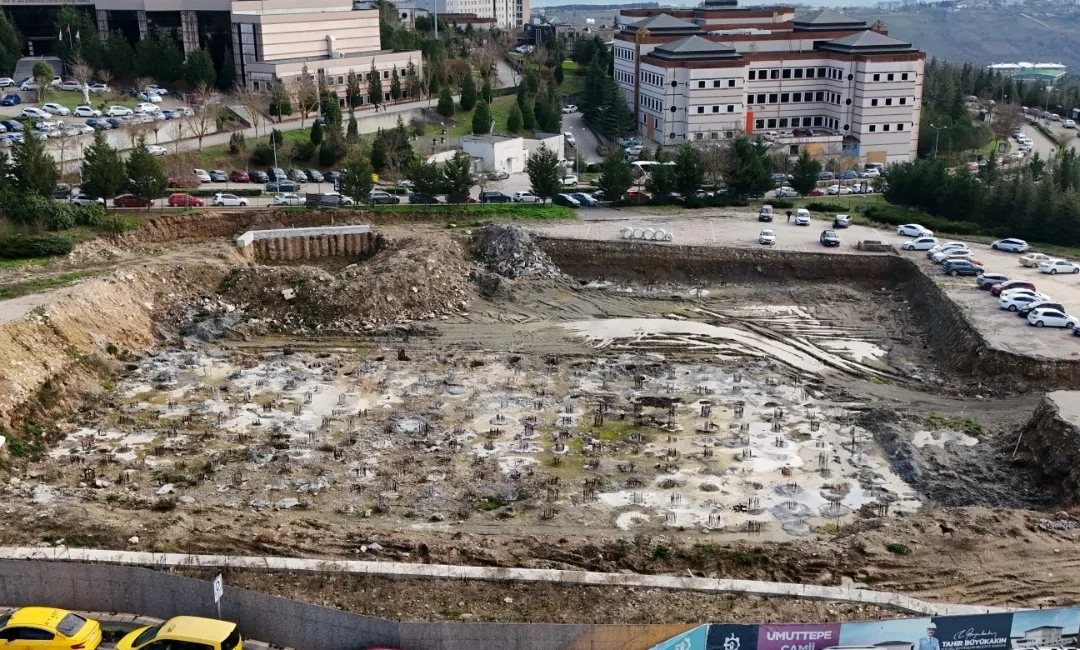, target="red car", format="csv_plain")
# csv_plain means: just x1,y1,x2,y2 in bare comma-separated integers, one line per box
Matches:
624,189,652,201
990,280,1036,297
809,187,826,196
113,193,154,208
167,193,204,207
229,169,250,183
